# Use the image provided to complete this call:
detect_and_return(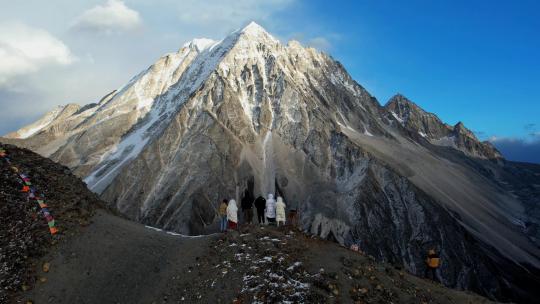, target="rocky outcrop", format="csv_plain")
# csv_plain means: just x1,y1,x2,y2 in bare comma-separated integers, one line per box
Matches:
385,94,502,159
385,93,451,139
4,22,539,302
